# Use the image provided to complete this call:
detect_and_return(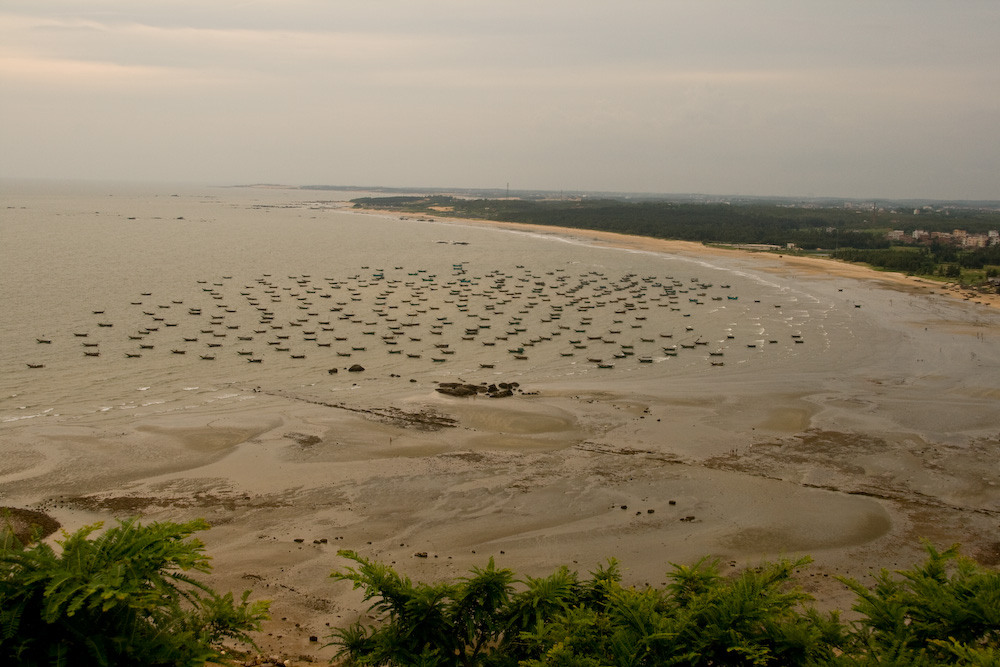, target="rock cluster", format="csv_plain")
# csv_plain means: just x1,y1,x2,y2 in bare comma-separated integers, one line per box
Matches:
435,381,521,398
